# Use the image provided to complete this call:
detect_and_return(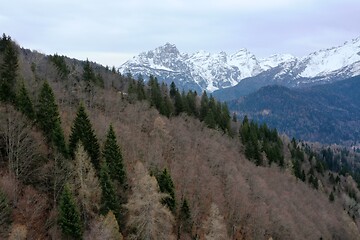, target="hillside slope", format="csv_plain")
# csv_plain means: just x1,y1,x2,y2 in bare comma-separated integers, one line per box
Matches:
228,75,360,144
0,36,360,239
